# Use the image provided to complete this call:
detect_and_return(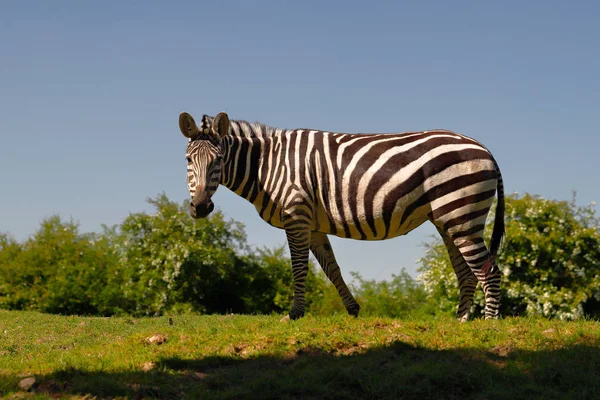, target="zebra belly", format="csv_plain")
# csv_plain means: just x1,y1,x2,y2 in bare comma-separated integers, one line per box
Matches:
252,197,285,229
312,197,429,241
